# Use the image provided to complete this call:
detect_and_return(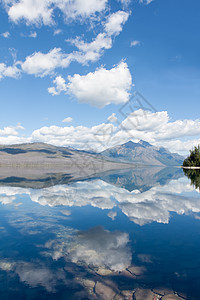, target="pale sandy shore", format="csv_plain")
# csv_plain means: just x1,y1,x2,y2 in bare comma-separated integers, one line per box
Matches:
182,166,200,169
